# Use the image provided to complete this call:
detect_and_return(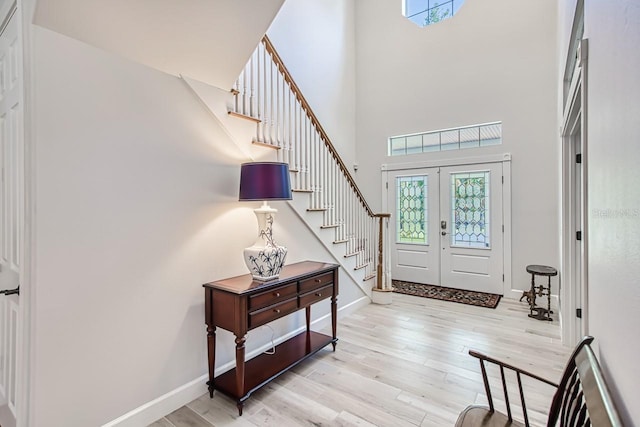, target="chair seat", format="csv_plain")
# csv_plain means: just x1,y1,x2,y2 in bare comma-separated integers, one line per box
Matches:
455,406,525,427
